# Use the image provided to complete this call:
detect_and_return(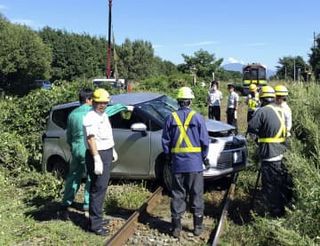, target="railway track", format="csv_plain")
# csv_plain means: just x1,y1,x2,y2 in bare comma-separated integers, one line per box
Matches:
105,186,163,246
104,174,239,246
210,173,238,246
